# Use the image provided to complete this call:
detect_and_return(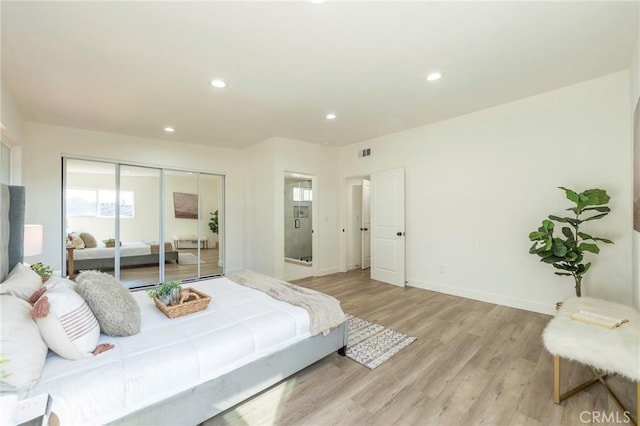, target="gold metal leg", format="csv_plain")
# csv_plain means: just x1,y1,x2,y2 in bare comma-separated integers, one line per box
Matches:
552,356,638,426
553,355,560,404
